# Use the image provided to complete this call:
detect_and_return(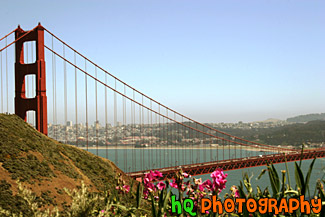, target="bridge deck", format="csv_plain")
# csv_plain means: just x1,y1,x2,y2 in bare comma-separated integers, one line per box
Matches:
128,149,325,180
